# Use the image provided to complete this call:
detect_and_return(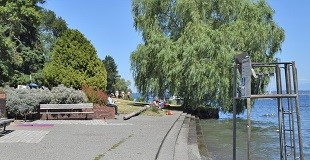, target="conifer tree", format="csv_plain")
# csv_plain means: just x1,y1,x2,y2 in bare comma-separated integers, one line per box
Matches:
43,29,107,90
